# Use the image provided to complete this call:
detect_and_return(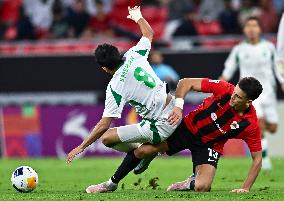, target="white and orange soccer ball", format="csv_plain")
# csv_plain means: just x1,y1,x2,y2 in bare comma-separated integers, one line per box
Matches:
11,166,38,193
